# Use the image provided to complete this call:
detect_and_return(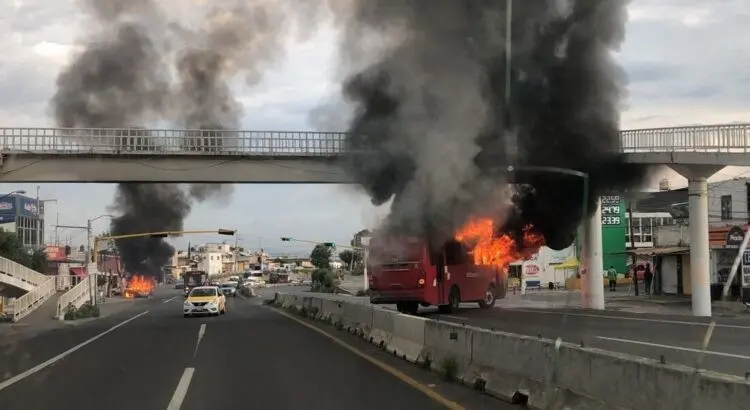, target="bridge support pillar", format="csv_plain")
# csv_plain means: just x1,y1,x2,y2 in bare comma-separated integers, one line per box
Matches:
670,165,724,317
582,197,605,310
